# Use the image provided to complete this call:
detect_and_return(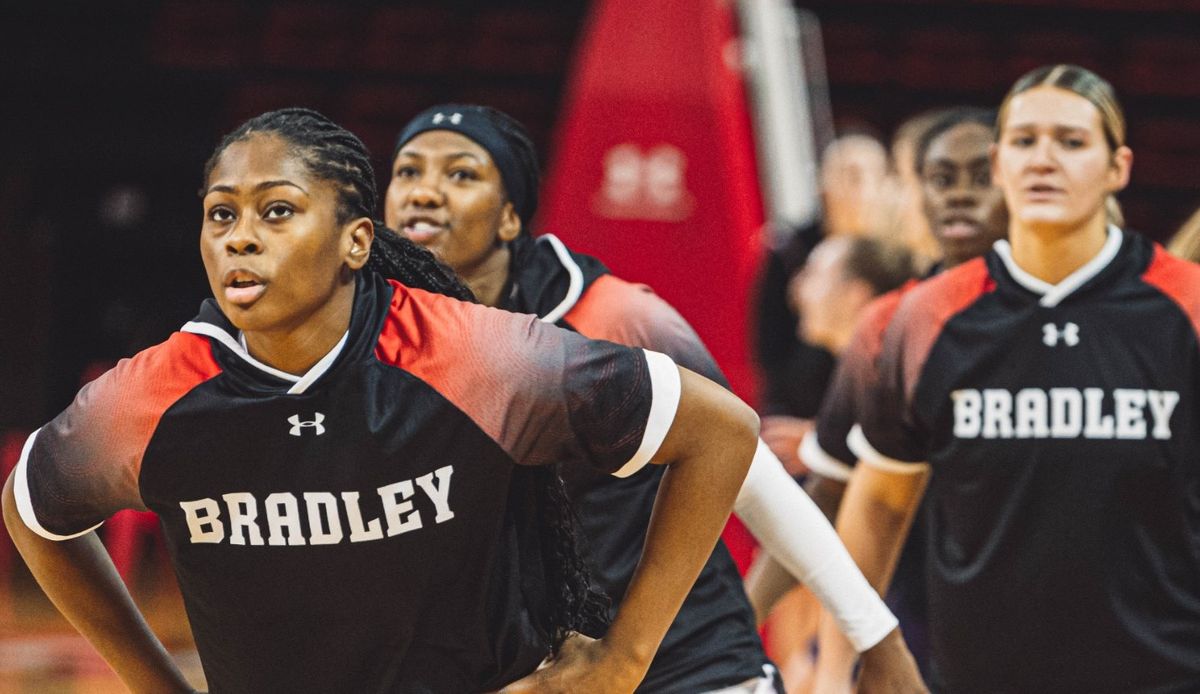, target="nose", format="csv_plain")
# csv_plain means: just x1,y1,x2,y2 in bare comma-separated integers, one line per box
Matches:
407,172,445,209
1027,135,1058,172
945,172,980,209
225,217,262,256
